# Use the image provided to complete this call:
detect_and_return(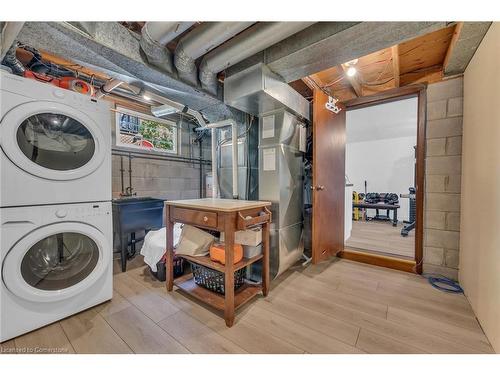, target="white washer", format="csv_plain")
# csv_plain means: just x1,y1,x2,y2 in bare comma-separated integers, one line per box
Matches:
0,70,111,207
0,201,112,342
